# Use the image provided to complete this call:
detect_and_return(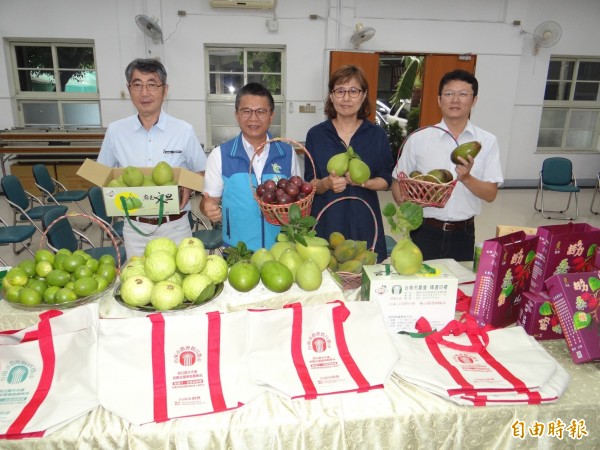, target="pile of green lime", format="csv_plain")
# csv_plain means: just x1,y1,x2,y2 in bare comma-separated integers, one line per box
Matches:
1,249,117,307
